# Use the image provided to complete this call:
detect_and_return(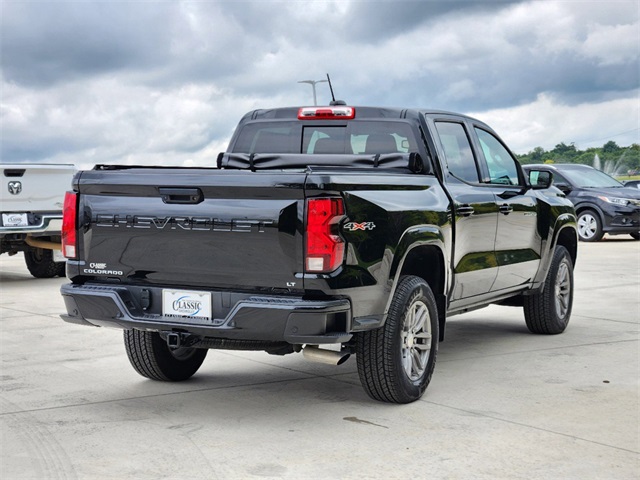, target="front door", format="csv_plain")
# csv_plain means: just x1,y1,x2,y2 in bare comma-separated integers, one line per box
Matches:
473,127,542,292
